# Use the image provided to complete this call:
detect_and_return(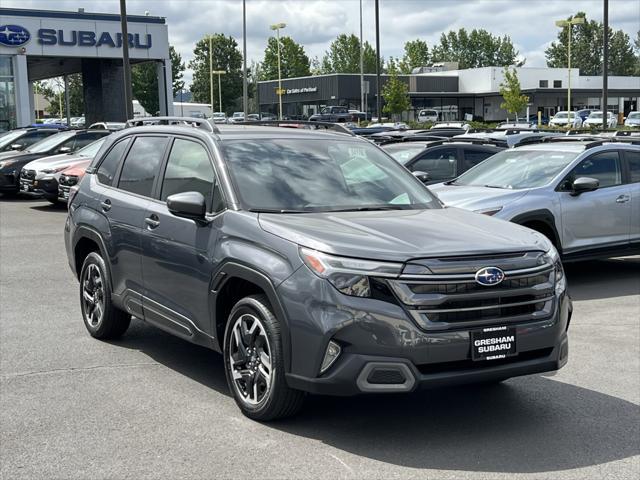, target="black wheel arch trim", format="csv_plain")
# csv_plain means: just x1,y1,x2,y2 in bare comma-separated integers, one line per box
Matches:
72,225,113,287
210,261,292,371
510,209,562,253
